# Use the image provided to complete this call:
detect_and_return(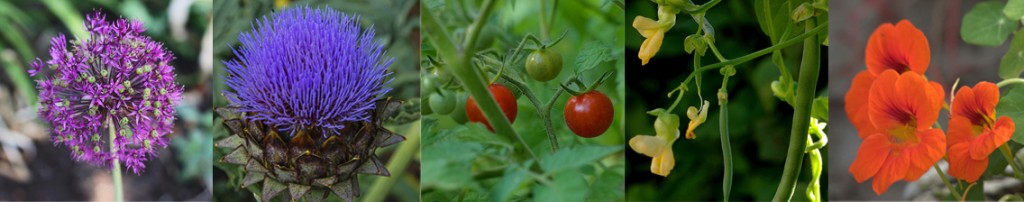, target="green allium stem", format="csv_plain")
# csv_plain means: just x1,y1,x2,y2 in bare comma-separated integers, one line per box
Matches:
772,19,819,202
363,121,421,202
108,117,123,202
